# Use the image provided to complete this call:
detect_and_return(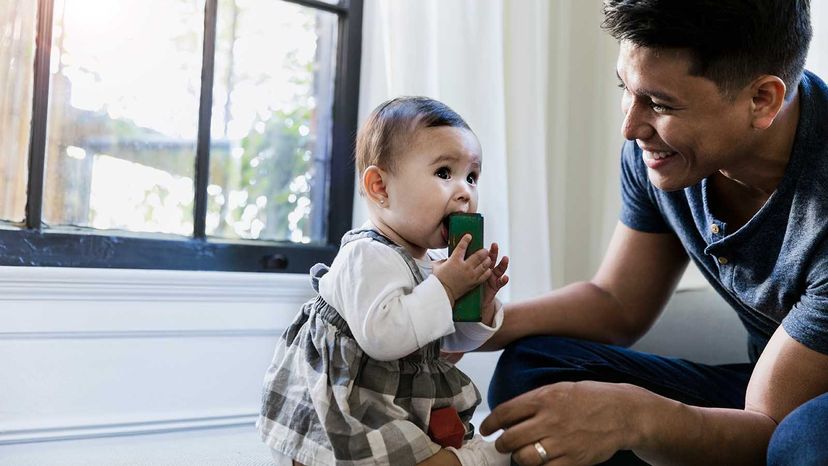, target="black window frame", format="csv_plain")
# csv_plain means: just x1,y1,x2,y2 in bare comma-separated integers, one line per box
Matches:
0,0,362,273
